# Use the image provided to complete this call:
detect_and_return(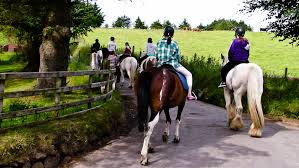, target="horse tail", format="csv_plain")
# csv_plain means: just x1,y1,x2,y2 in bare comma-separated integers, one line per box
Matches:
129,58,138,79
247,65,264,130
137,71,152,132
